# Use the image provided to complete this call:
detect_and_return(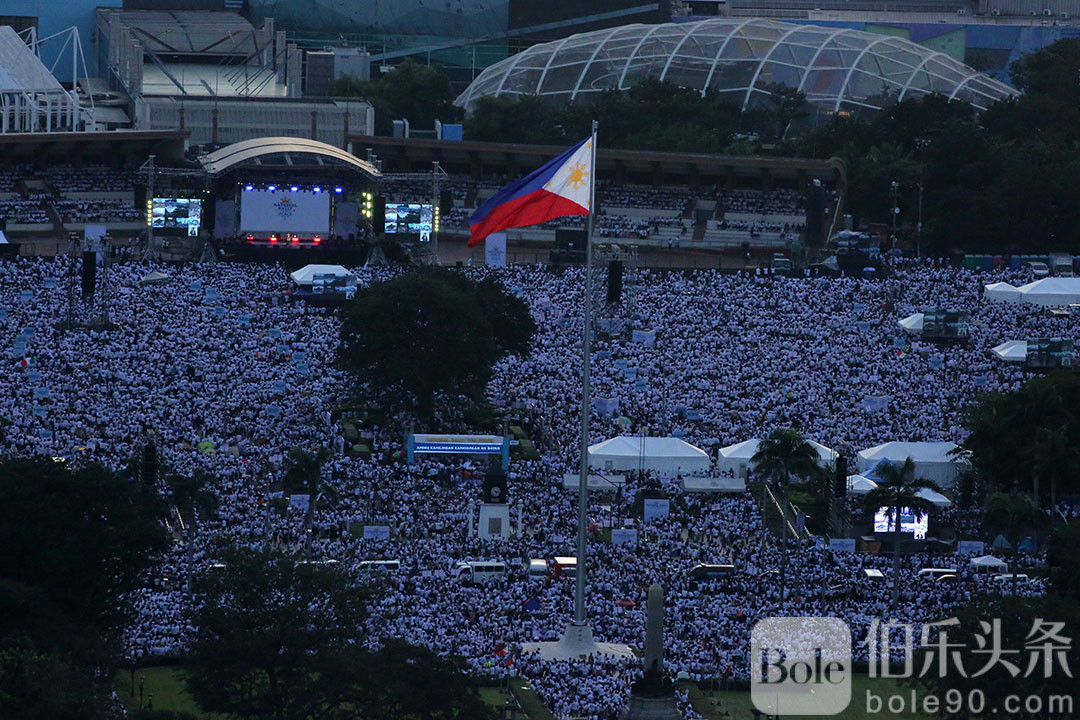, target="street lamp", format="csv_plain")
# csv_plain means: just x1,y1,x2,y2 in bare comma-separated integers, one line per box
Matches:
889,181,900,247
